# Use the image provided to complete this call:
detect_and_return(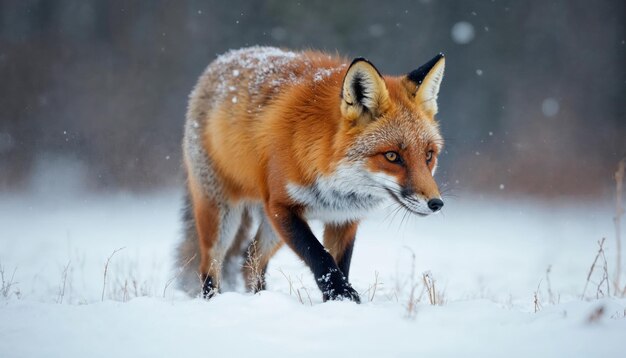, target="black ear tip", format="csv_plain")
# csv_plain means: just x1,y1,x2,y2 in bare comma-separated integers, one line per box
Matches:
407,53,445,85
350,57,369,66
347,57,382,77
